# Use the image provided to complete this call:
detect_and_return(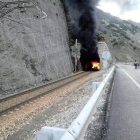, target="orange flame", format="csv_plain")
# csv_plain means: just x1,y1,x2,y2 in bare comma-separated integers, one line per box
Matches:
91,61,100,70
